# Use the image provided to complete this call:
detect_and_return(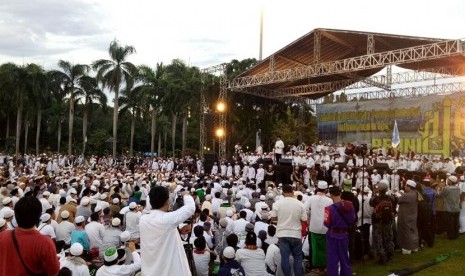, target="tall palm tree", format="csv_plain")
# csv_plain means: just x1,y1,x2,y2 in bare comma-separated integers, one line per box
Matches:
77,76,107,156
25,63,48,155
163,60,199,157
138,63,166,157
48,71,68,153
0,63,28,154
93,40,137,158
49,60,90,155
119,79,145,157
0,65,16,142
